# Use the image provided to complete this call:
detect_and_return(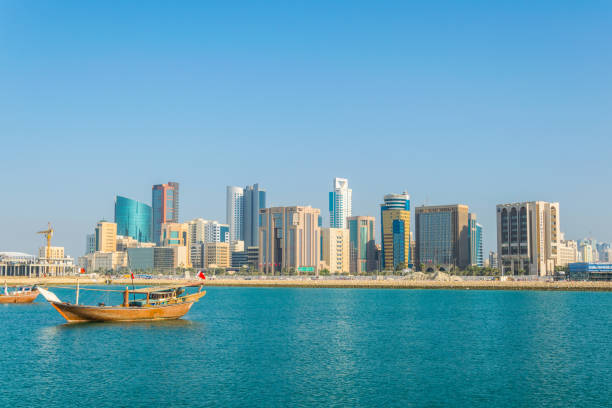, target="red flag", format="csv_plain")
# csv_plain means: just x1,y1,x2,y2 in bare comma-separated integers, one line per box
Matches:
198,271,206,280
80,268,85,274
131,273,135,280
